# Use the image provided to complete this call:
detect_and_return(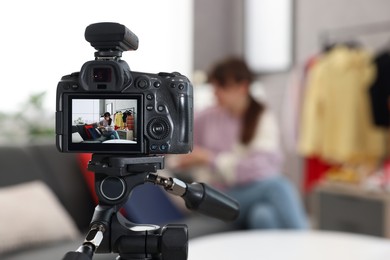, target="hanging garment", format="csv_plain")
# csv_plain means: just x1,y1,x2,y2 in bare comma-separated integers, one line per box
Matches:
114,112,124,130
282,56,319,152
369,52,390,127
298,46,386,166
126,112,134,130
